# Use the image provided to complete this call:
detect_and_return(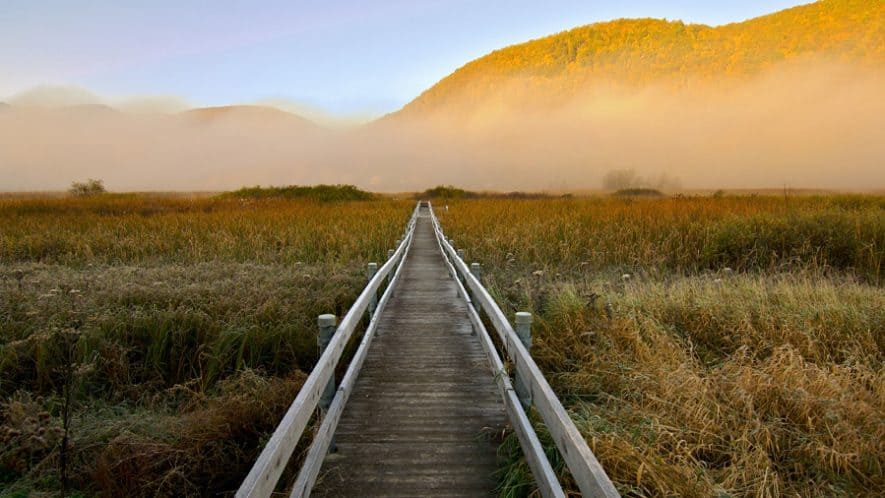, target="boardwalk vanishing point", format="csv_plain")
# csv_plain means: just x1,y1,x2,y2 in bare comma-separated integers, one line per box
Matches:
237,202,619,498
